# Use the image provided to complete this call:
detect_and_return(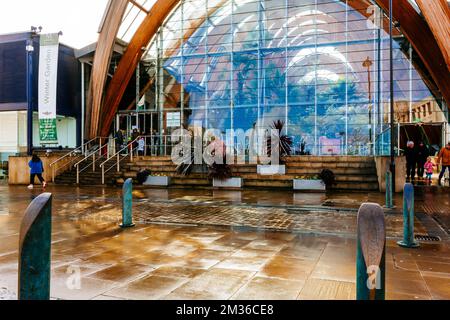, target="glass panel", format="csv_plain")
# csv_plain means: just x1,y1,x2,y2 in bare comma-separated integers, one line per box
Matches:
137,0,445,156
